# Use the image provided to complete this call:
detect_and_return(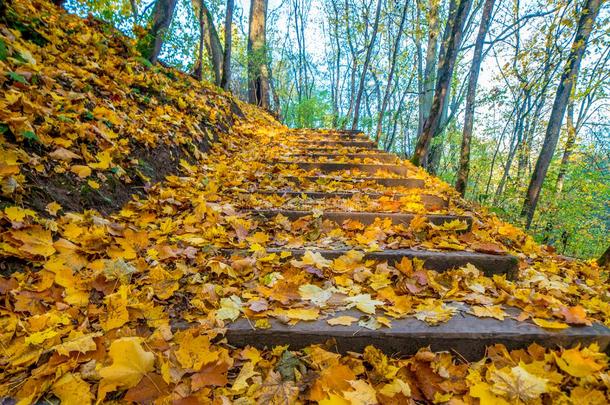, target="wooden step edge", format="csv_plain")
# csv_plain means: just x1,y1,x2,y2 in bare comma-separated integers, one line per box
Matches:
220,248,518,279
285,153,398,163
219,306,610,361
281,176,425,188
295,147,383,154
294,140,377,147
245,209,471,230
249,190,449,209
290,134,369,141
273,162,409,176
